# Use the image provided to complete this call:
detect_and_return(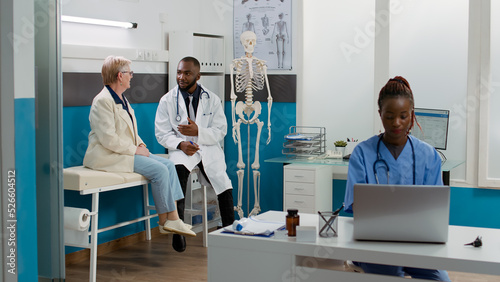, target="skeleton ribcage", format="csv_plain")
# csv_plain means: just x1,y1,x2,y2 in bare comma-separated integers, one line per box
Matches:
234,59,266,93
